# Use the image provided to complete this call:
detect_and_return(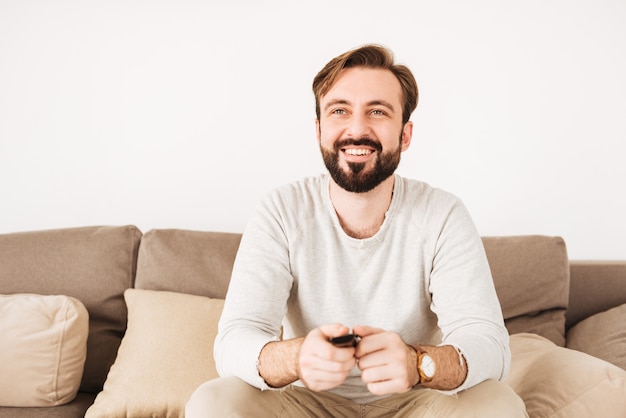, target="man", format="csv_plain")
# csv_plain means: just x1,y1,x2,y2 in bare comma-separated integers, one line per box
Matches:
186,44,527,417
